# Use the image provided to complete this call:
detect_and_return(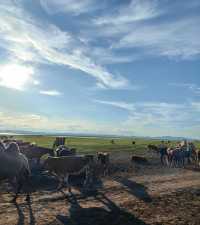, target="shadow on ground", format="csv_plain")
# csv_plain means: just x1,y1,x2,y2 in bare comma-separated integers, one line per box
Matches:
14,198,36,225
53,192,148,225
114,177,152,203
